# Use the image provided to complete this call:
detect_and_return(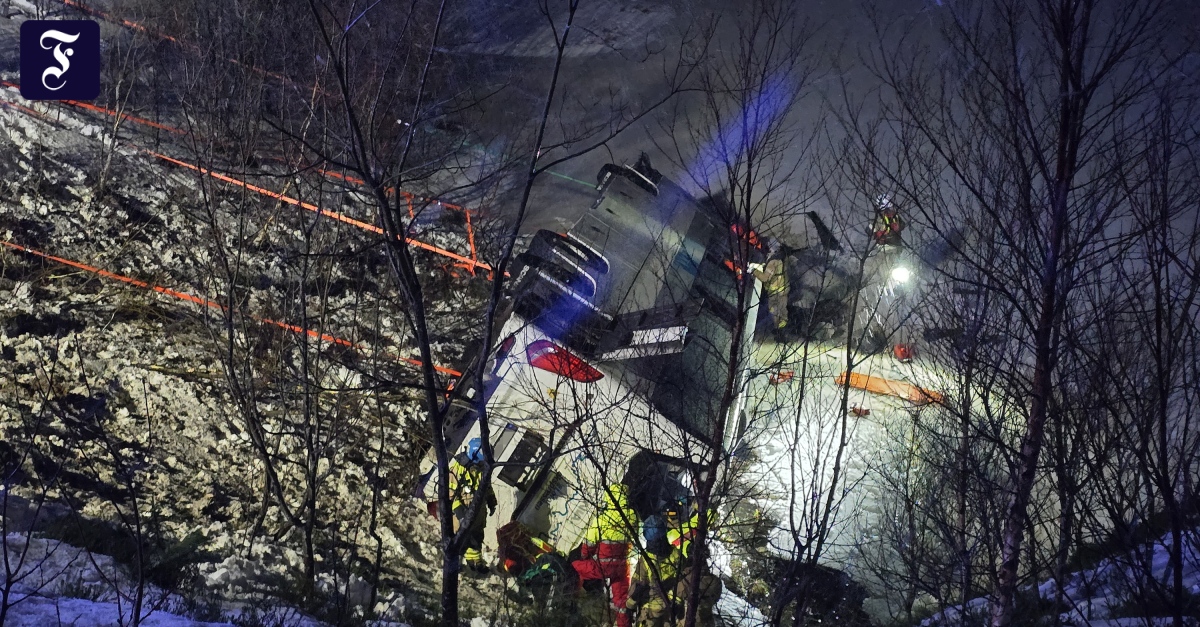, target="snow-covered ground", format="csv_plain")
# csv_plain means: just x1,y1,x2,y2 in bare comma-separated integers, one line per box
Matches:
920,529,1200,626
0,2,498,621
0,530,428,626
737,339,925,555
5,596,227,627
